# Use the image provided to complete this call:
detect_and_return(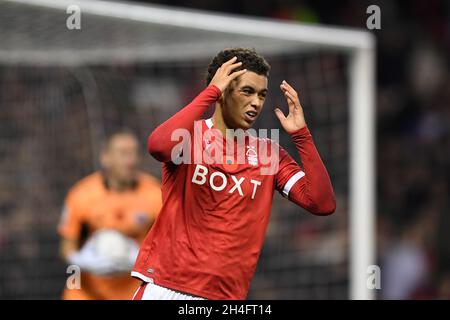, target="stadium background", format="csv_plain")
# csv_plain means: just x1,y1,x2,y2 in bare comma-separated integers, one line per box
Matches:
0,0,449,299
